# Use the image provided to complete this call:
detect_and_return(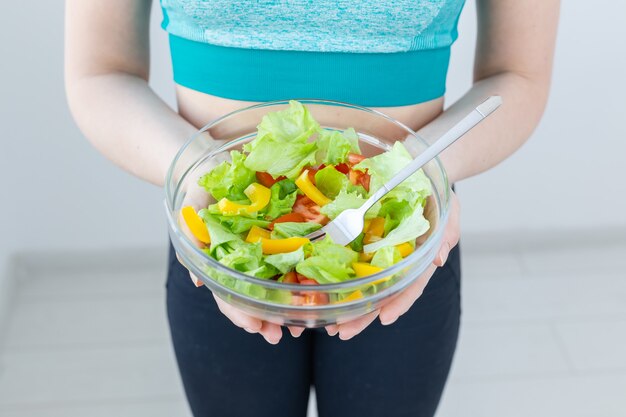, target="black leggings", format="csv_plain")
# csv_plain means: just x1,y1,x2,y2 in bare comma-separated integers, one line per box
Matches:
166,242,461,417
